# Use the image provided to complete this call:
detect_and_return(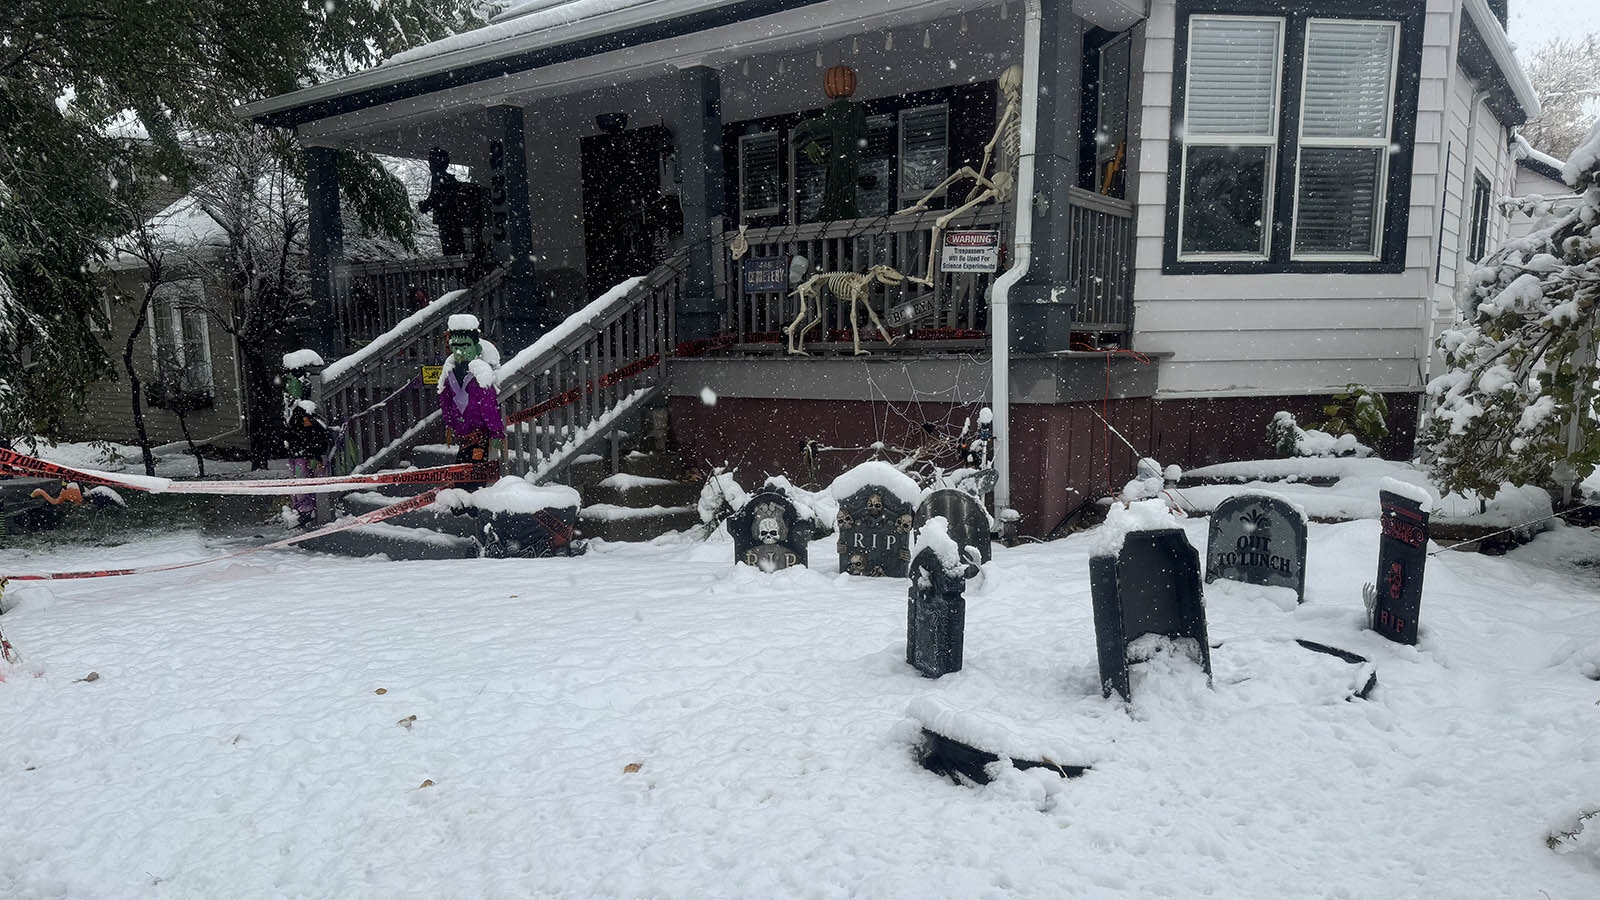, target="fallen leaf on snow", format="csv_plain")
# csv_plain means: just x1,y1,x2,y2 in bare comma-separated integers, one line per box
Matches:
398,715,416,729
374,688,387,695
418,779,434,788
623,762,643,773
74,672,99,683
